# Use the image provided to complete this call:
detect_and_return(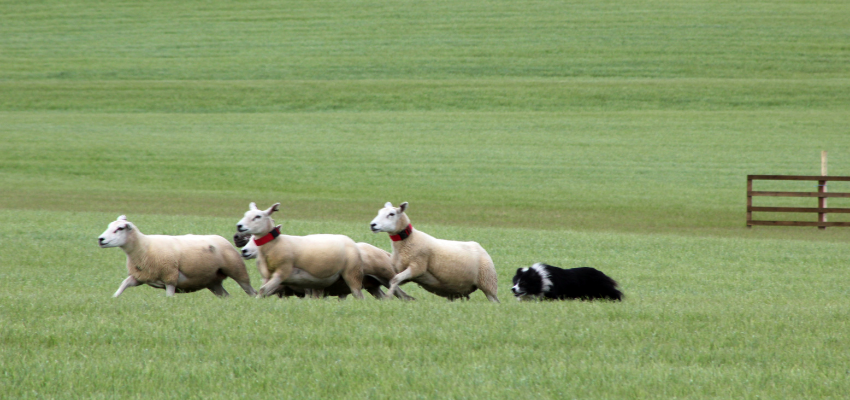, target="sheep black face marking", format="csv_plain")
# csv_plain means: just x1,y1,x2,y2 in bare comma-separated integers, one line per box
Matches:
233,233,250,247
